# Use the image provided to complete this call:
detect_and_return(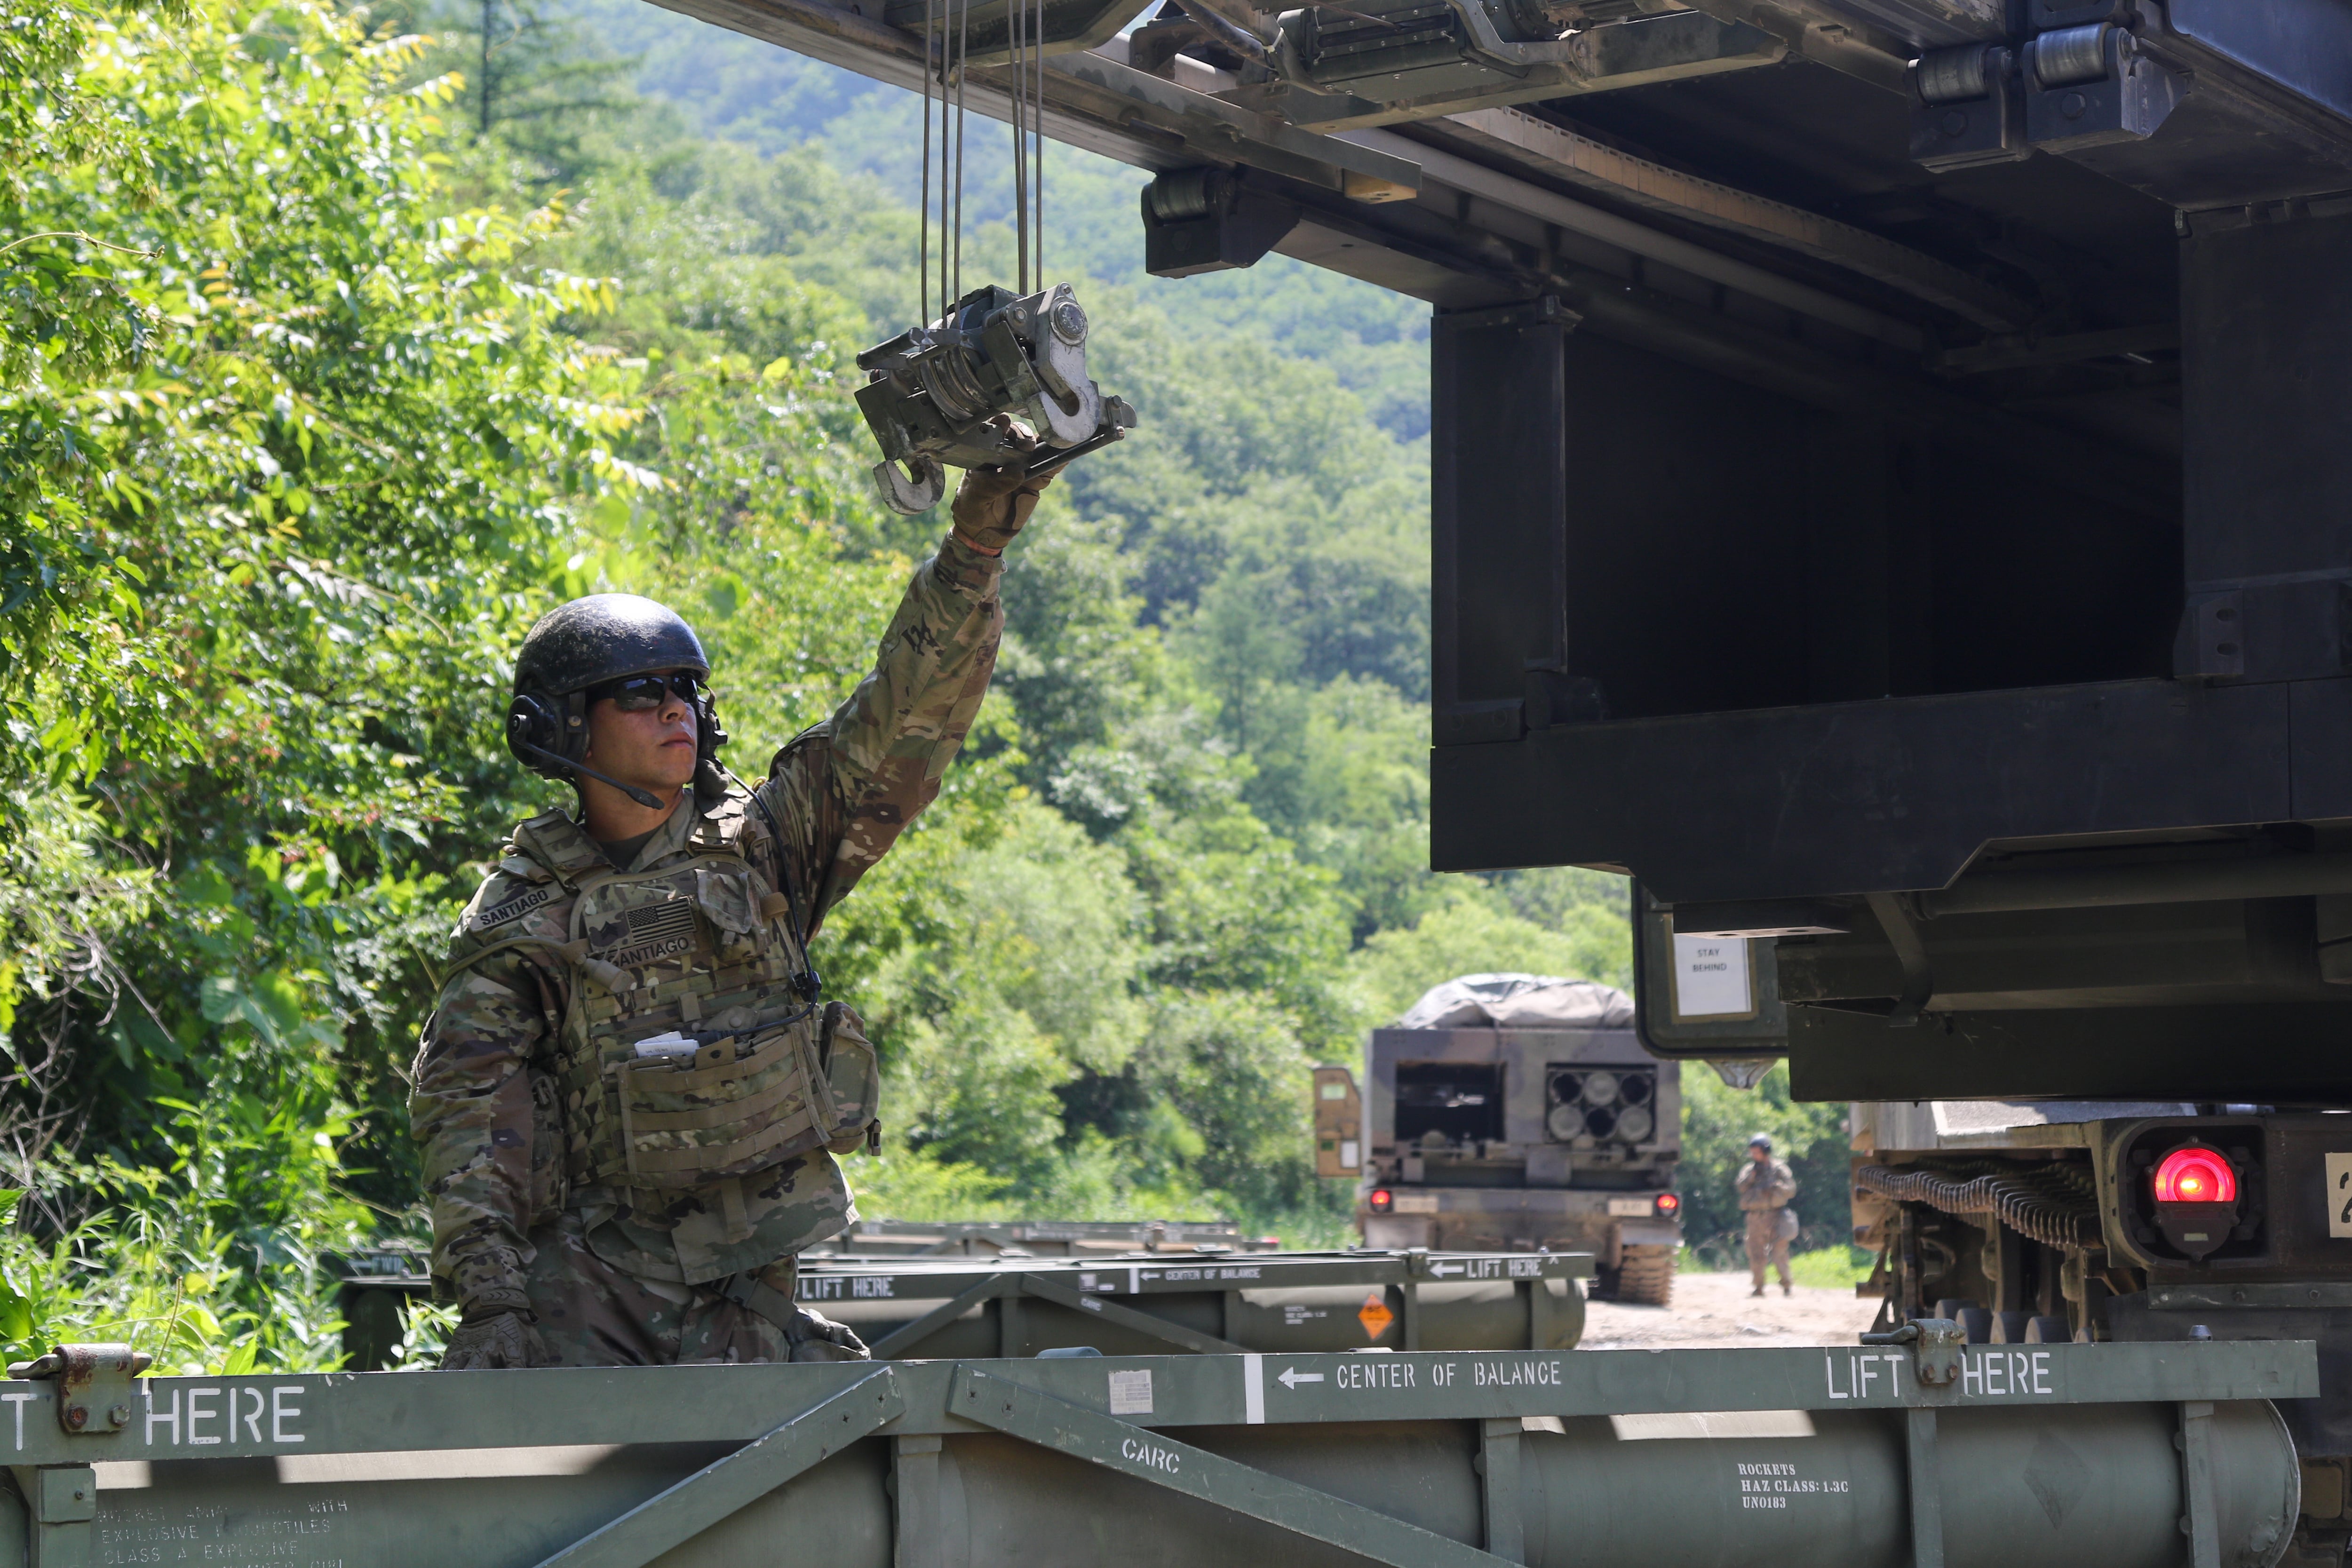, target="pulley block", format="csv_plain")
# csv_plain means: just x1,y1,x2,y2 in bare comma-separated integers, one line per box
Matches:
854,282,1138,514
